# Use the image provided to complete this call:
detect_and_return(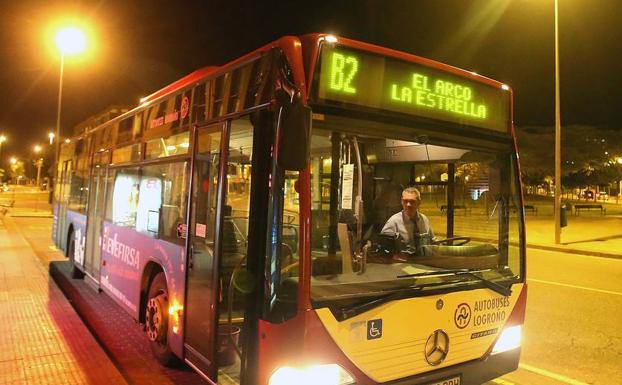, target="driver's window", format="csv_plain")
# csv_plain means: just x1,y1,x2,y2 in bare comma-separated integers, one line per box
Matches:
308,129,513,276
